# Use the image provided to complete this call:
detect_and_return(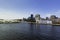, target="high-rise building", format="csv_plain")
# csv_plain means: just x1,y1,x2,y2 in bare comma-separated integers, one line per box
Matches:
46,17,49,20
31,14,33,19
35,14,40,23
50,15,57,20
50,15,58,24
27,14,35,22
